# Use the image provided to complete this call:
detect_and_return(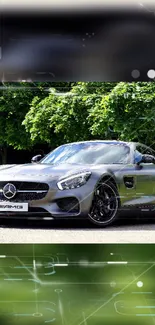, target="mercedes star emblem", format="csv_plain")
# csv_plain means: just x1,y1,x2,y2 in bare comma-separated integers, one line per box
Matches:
3,183,17,199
